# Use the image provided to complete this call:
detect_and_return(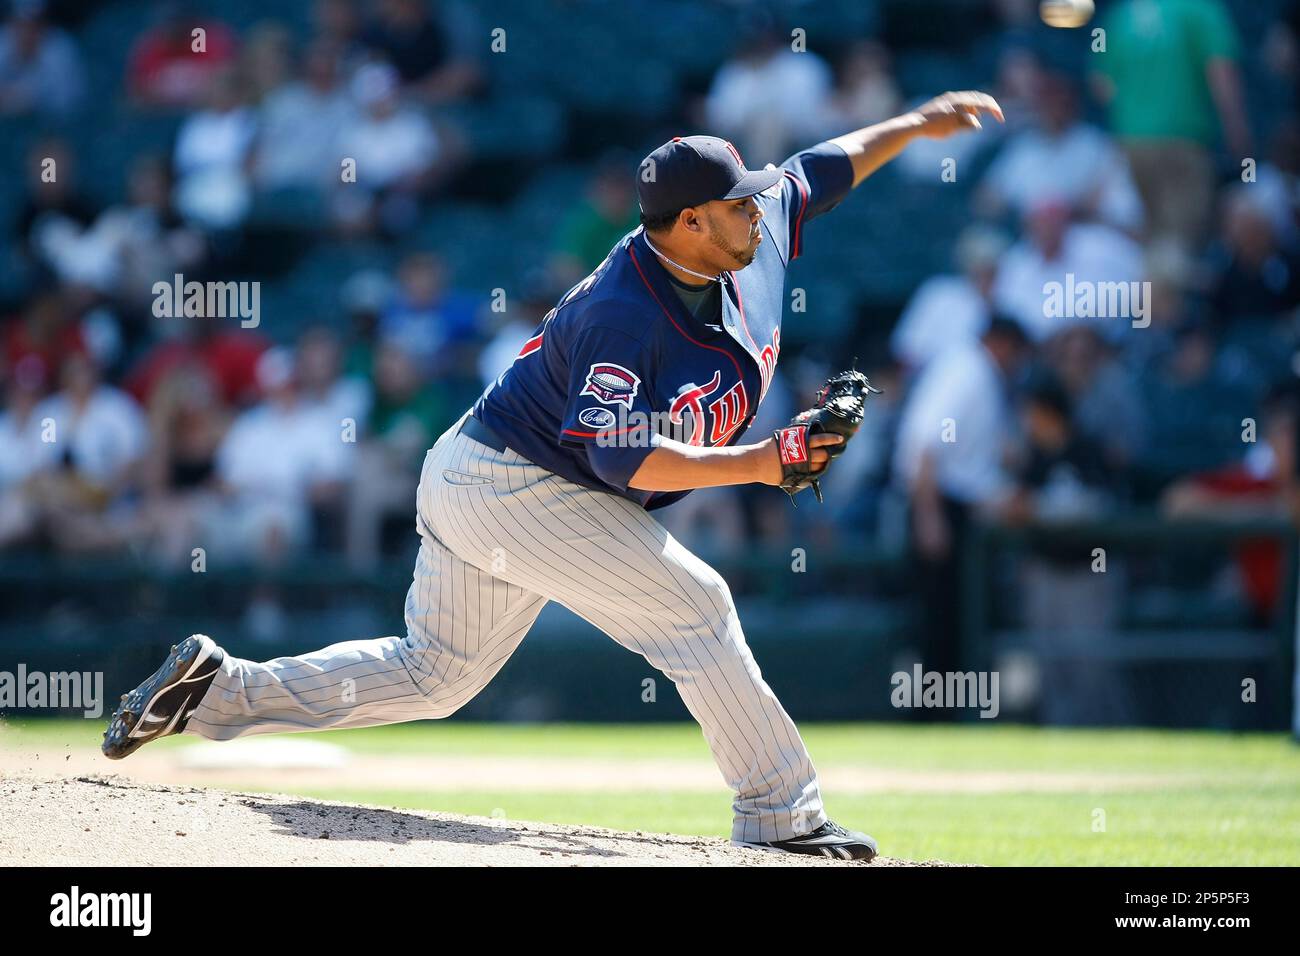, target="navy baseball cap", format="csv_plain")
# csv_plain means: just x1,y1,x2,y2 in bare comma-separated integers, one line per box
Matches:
637,136,784,218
